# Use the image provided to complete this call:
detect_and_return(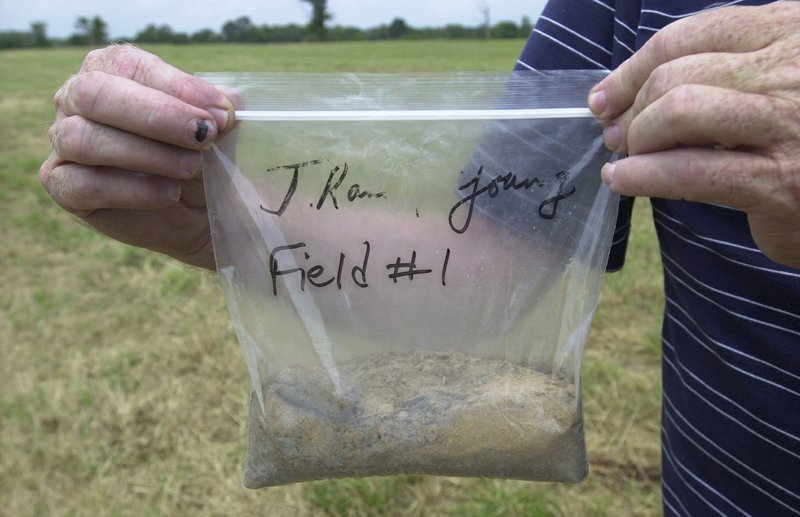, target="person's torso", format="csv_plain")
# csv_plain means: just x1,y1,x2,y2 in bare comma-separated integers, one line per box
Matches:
519,1,800,514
